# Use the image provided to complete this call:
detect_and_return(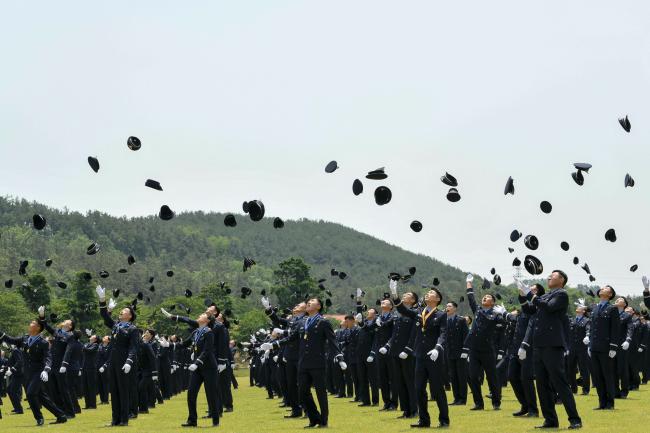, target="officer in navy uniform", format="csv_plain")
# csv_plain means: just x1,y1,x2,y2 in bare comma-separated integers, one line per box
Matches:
643,276,650,310
463,274,506,411
81,334,99,409
264,297,346,428
0,319,67,425
96,286,140,426
265,299,306,418
180,313,220,427
375,298,397,411
138,329,158,414
517,270,582,429
335,321,352,398
584,285,619,410
96,335,111,404
4,343,25,414
613,296,634,399
445,301,468,406
378,283,418,419
392,280,449,429
627,308,644,390
37,307,77,419
353,293,379,407
342,314,360,402
567,302,590,395
66,330,83,415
